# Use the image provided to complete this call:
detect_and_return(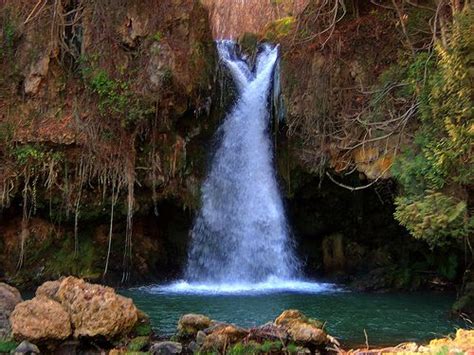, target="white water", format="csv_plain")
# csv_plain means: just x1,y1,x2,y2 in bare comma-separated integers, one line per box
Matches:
144,279,337,296
185,41,299,284
152,41,336,295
